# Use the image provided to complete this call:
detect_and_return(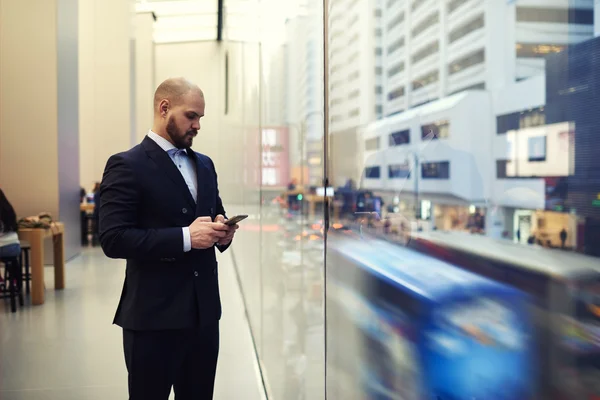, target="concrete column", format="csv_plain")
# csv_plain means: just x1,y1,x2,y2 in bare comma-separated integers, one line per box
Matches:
79,0,133,190
0,0,80,261
134,12,156,143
